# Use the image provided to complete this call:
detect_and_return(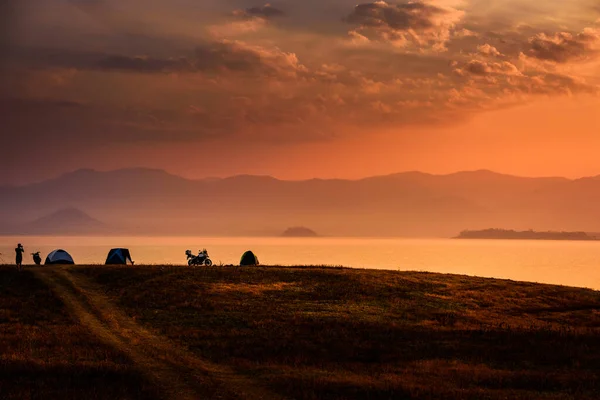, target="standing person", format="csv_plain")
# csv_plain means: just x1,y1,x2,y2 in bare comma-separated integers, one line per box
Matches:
15,243,24,271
